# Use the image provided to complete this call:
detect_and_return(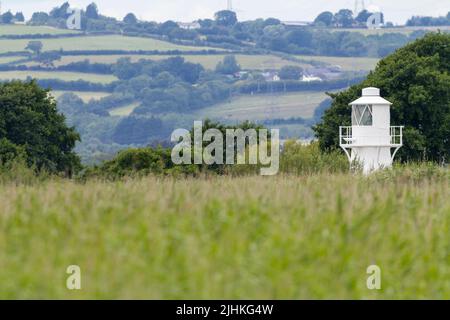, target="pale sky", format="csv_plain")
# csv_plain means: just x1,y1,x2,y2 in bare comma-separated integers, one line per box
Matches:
2,0,449,25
